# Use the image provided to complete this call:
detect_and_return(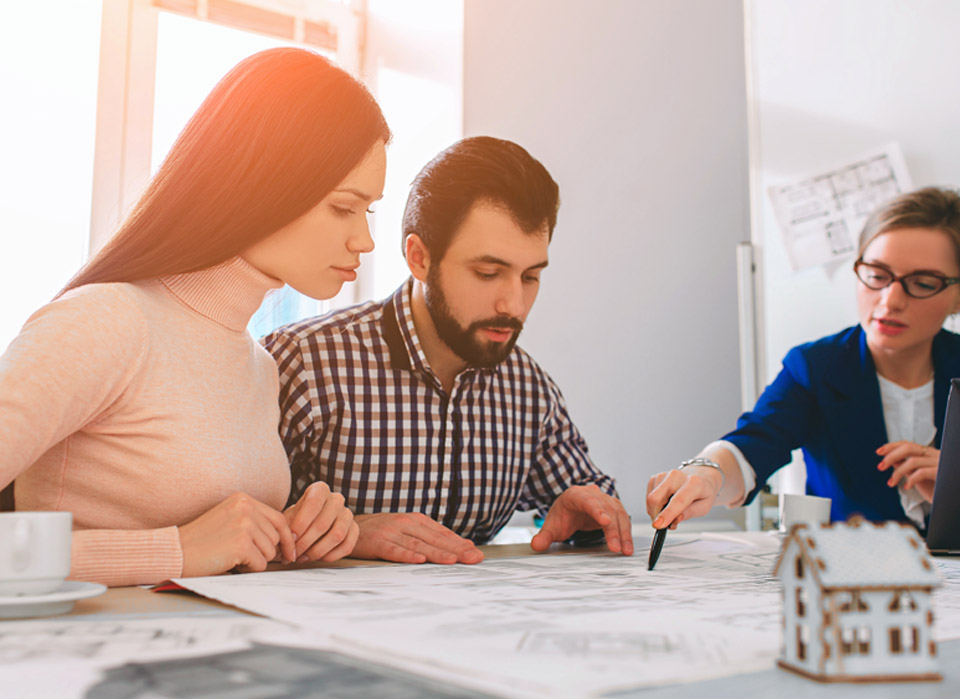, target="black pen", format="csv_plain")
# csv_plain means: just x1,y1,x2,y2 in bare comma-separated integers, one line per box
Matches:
647,497,673,570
